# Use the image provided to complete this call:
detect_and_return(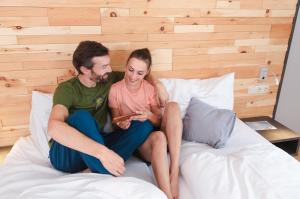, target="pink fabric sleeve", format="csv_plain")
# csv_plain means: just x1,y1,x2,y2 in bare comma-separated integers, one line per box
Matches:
108,85,118,109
